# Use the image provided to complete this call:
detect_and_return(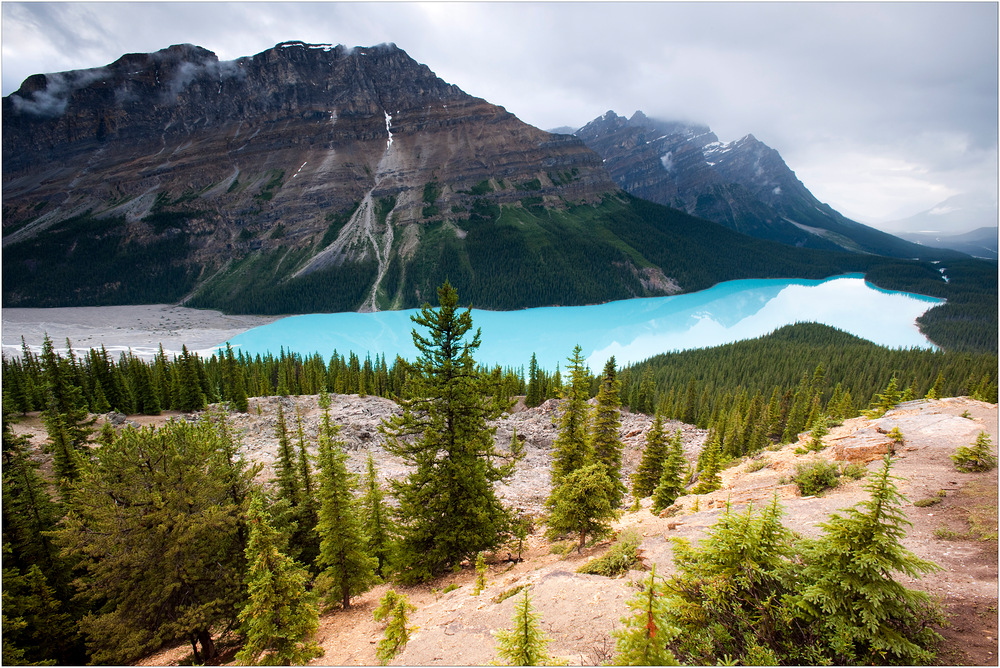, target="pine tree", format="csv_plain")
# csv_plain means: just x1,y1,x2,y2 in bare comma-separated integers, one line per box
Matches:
493,588,558,666
176,345,206,412
591,356,626,508
613,565,679,666
373,590,417,664
40,335,93,488
54,418,257,664
792,455,942,664
293,407,321,570
655,497,798,665
360,452,396,579
546,462,615,552
314,421,377,609
273,403,300,507
550,345,592,486
632,412,668,498
693,432,722,495
526,353,543,407
651,430,686,513
866,375,902,418
380,282,515,583
235,494,322,666
951,431,997,472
